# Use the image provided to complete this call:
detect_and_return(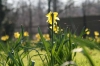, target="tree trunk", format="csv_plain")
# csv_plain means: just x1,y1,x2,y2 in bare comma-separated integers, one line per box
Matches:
53,0,57,12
